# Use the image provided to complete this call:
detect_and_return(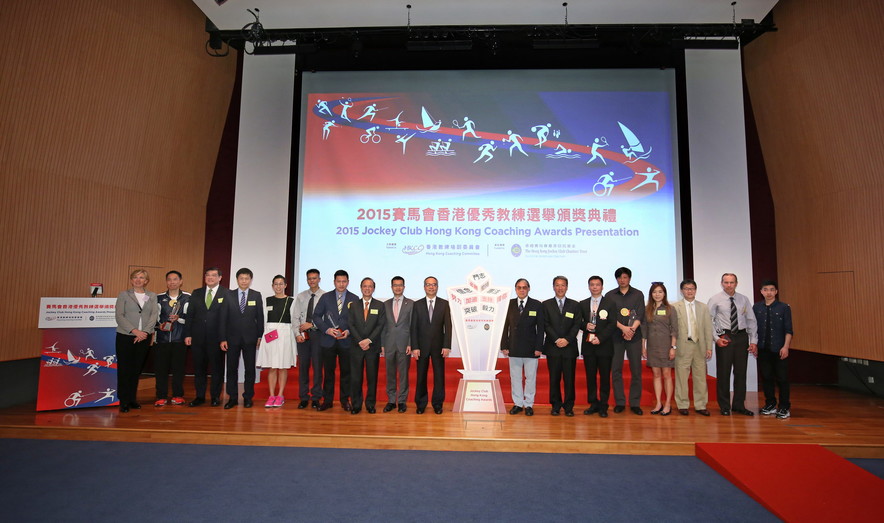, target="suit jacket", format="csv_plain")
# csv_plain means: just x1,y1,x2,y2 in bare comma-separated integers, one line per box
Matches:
578,296,618,356
542,297,581,358
672,299,713,352
222,288,264,346
499,296,545,358
312,289,360,348
347,297,386,352
410,297,452,355
183,286,230,346
382,296,414,353
115,289,158,335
